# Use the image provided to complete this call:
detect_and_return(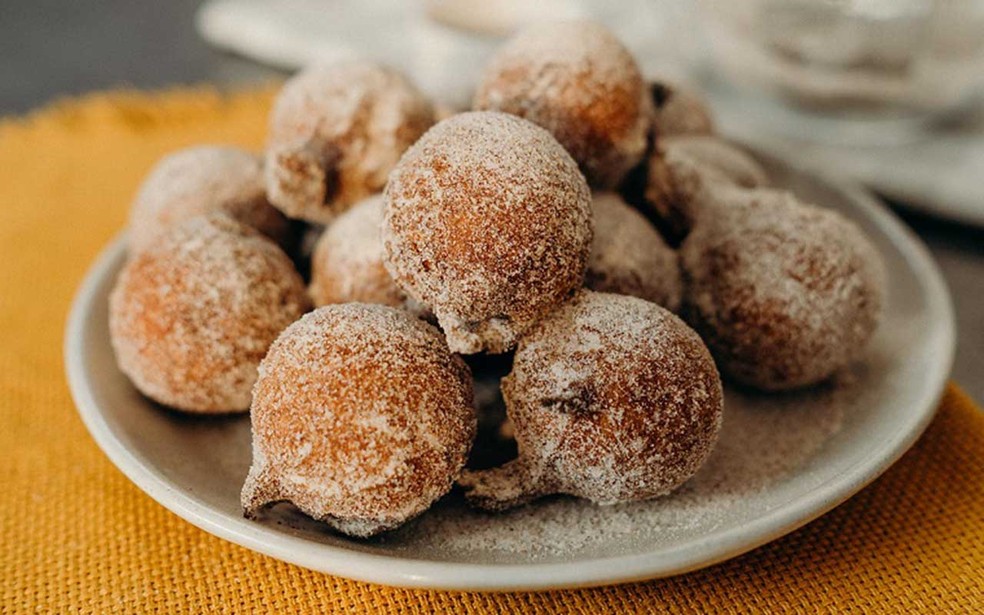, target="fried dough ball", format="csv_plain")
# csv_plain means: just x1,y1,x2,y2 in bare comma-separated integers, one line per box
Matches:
241,304,477,537
649,80,715,137
383,111,593,354
474,20,651,188
110,213,309,413
266,60,436,224
680,189,886,391
459,291,723,510
643,135,769,242
308,194,407,308
128,146,289,254
586,192,681,311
